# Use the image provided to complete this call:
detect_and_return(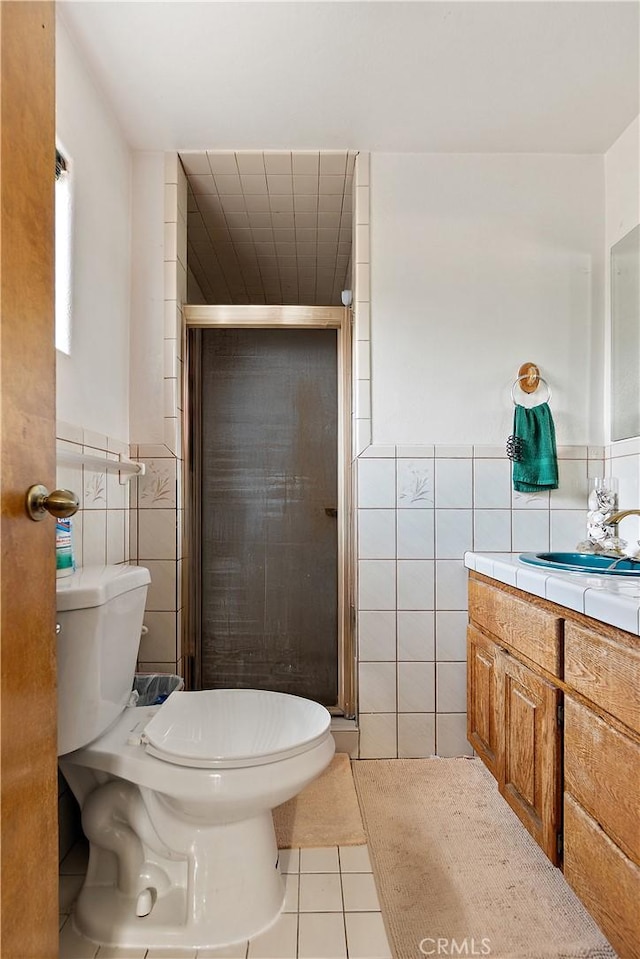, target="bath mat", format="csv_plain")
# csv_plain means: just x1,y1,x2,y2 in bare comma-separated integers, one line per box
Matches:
353,758,617,959
274,752,366,848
